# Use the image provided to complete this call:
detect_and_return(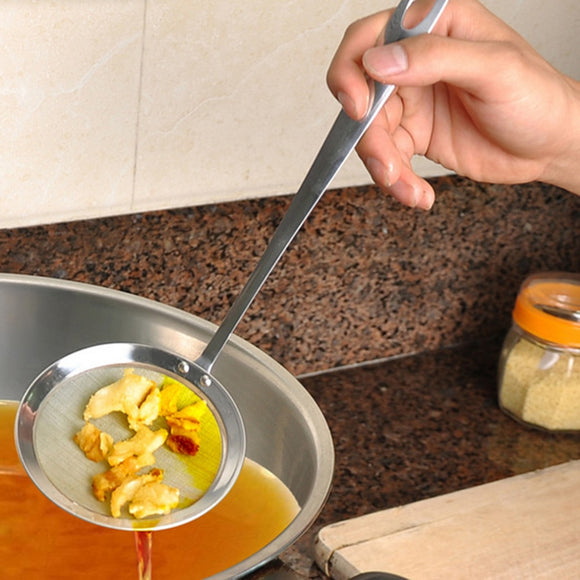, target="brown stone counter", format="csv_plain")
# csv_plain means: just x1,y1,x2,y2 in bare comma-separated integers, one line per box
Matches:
1,176,578,376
